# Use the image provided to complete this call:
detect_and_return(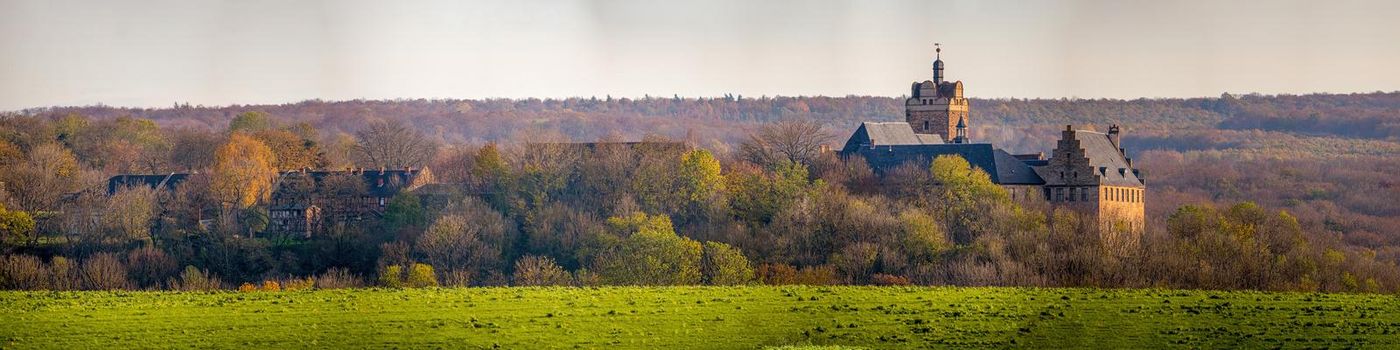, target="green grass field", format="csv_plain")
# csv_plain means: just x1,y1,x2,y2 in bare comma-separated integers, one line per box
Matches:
2,286,1397,349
